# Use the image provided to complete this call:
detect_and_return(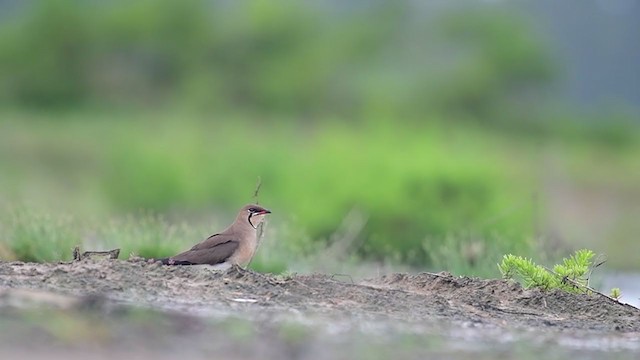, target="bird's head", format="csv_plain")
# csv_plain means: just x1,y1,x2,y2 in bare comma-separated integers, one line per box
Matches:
241,204,271,229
